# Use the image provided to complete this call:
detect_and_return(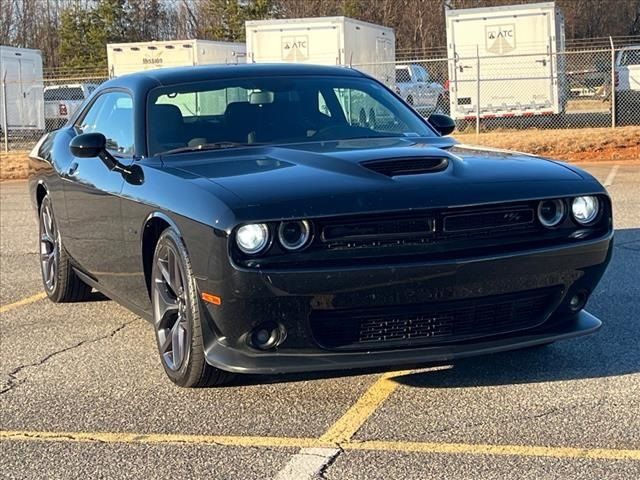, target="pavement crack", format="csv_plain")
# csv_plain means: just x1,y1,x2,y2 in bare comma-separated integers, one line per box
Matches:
0,320,134,395
316,445,344,480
